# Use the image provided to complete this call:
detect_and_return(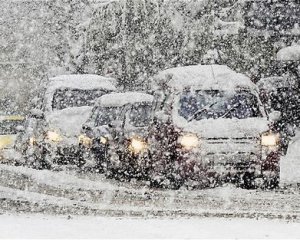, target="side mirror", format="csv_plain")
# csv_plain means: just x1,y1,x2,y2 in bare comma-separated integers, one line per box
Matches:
30,109,44,119
109,120,123,128
268,110,281,122
82,122,93,131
